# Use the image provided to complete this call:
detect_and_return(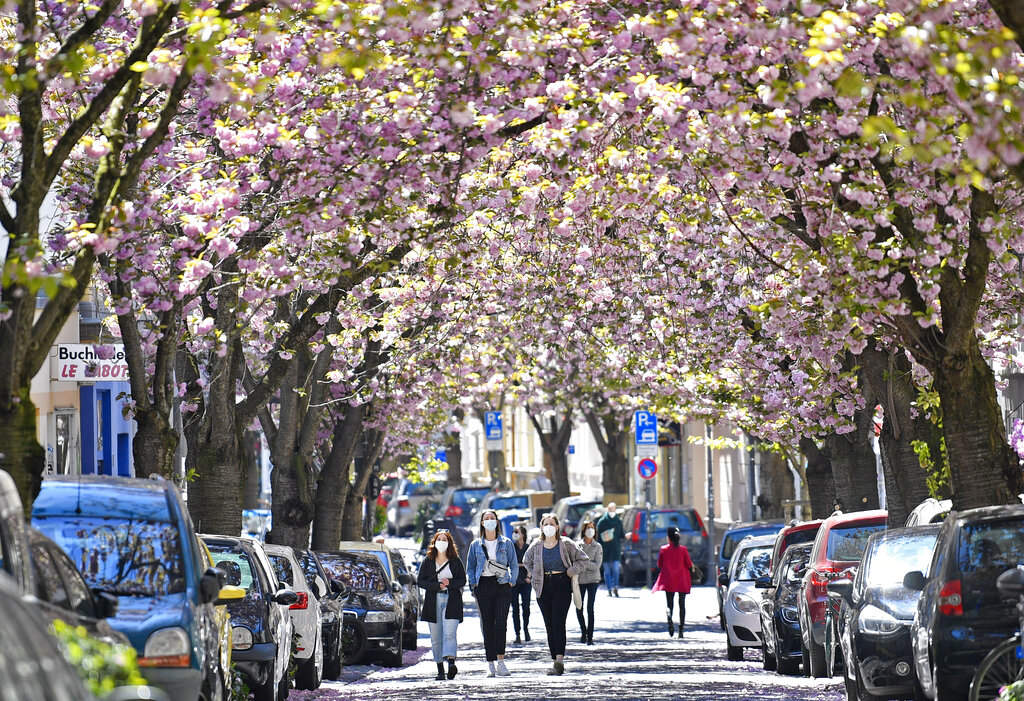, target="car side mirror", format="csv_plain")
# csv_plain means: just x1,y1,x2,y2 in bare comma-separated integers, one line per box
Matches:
717,573,729,587
93,590,119,619
754,576,772,589
273,589,299,606
827,579,854,604
199,569,222,604
997,566,1024,598
398,573,414,586
903,570,926,591
102,686,171,701
391,581,402,594
216,584,246,605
